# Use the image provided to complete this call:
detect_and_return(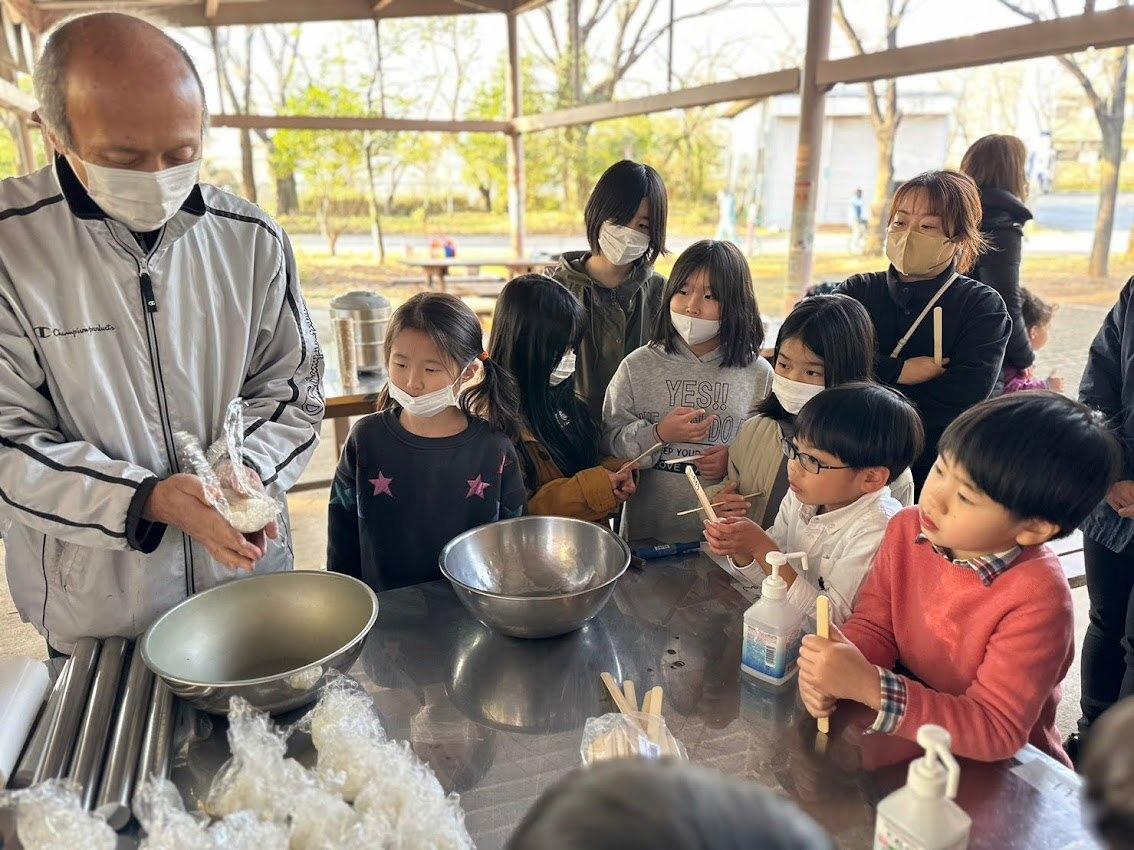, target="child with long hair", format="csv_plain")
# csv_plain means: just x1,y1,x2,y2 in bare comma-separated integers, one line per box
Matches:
327,293,526,590
837,170,1011,491
488,275,636,520
602,239,772,543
